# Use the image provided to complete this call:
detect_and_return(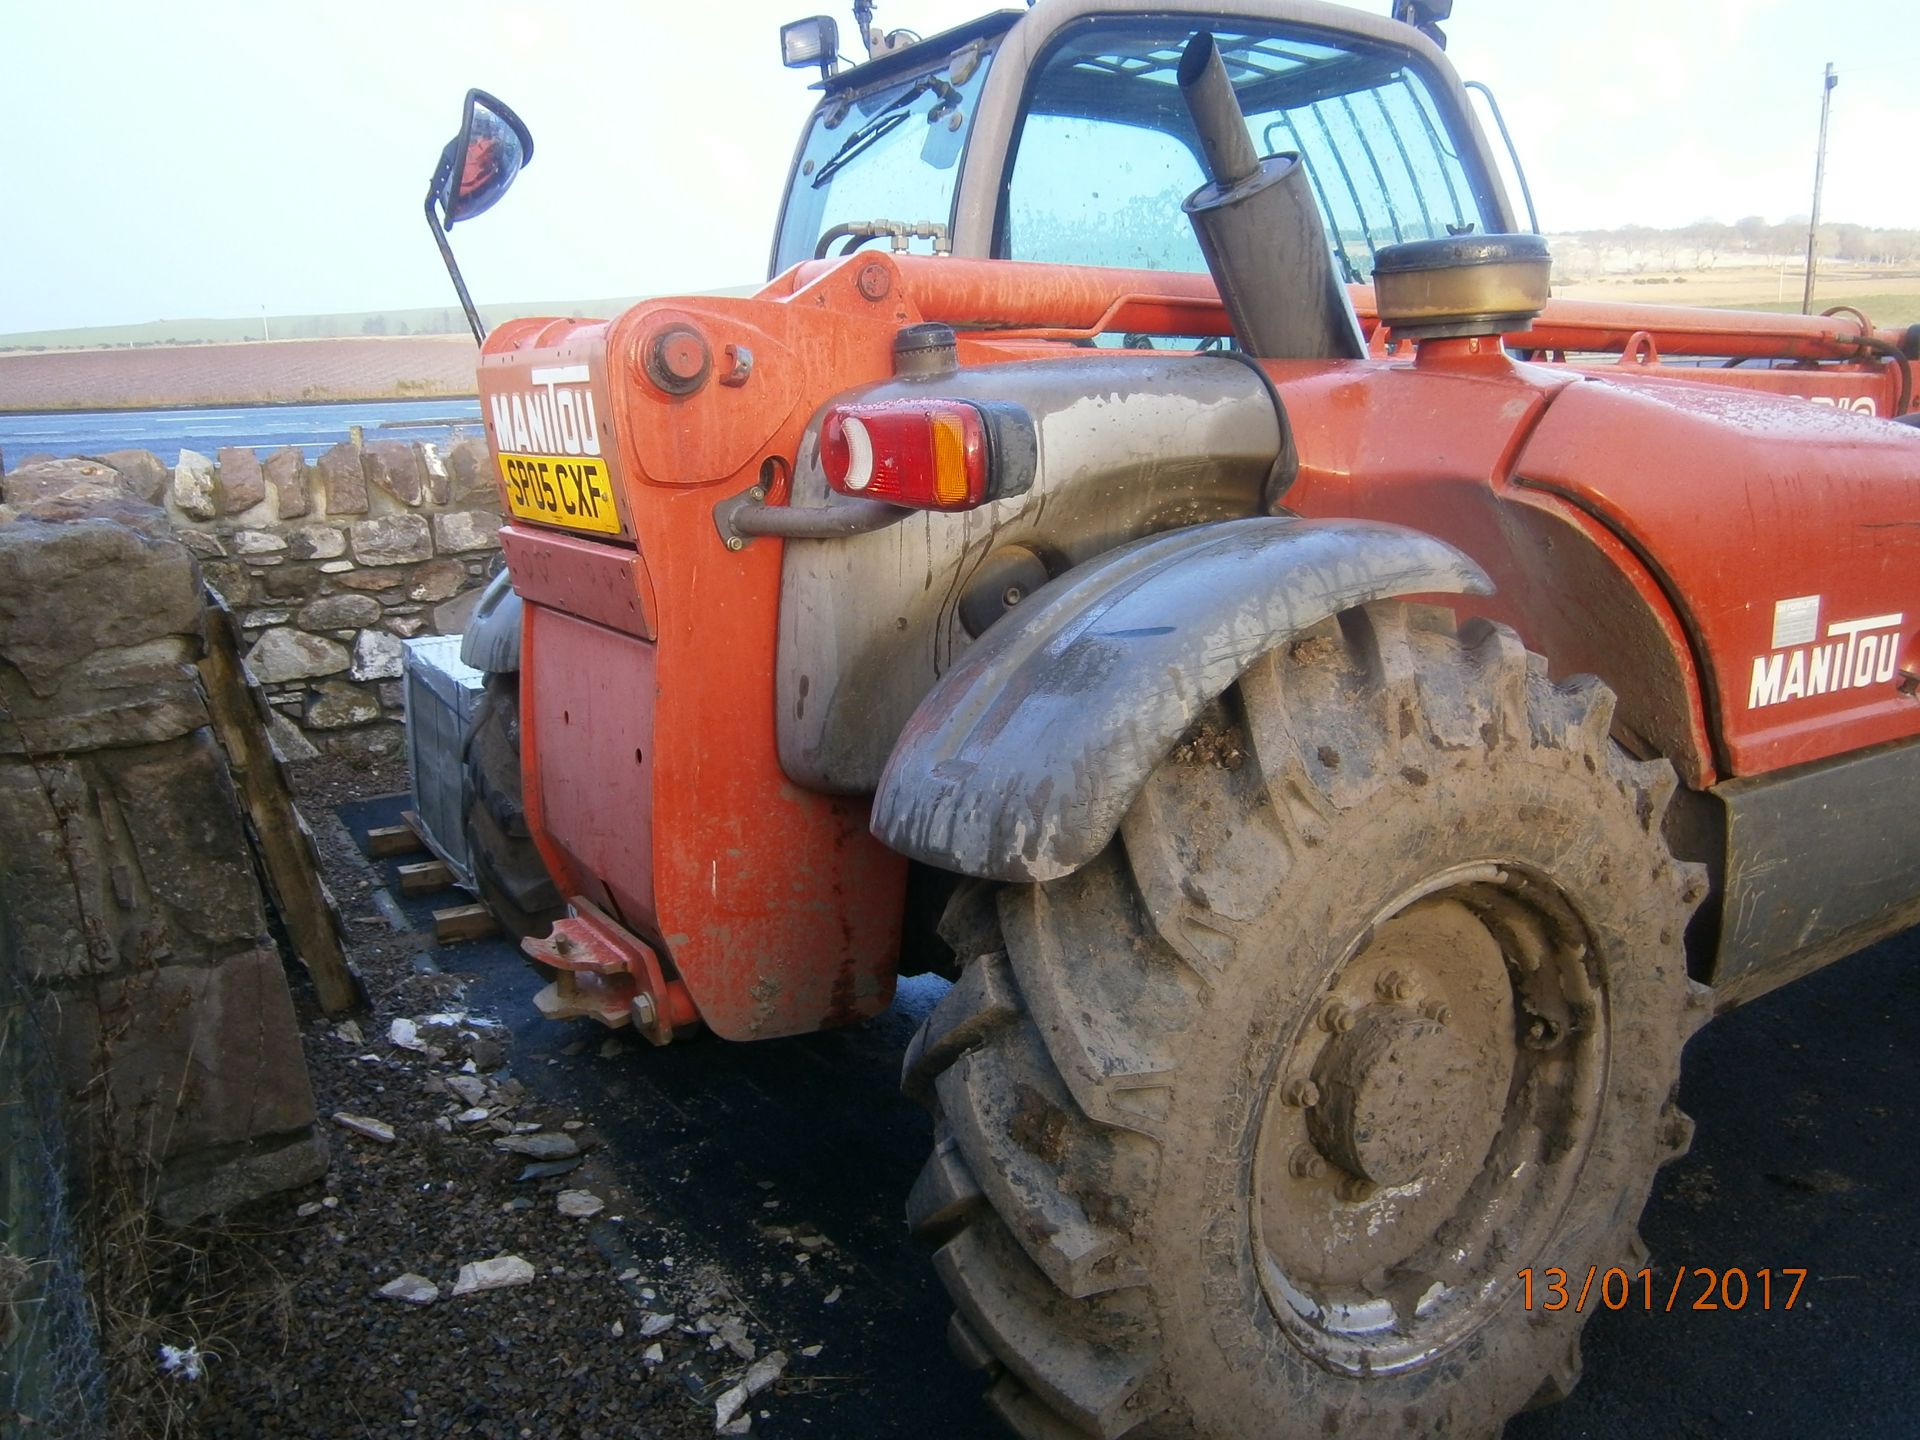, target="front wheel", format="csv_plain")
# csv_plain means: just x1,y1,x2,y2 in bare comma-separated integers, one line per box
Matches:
904,603,1707,1439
